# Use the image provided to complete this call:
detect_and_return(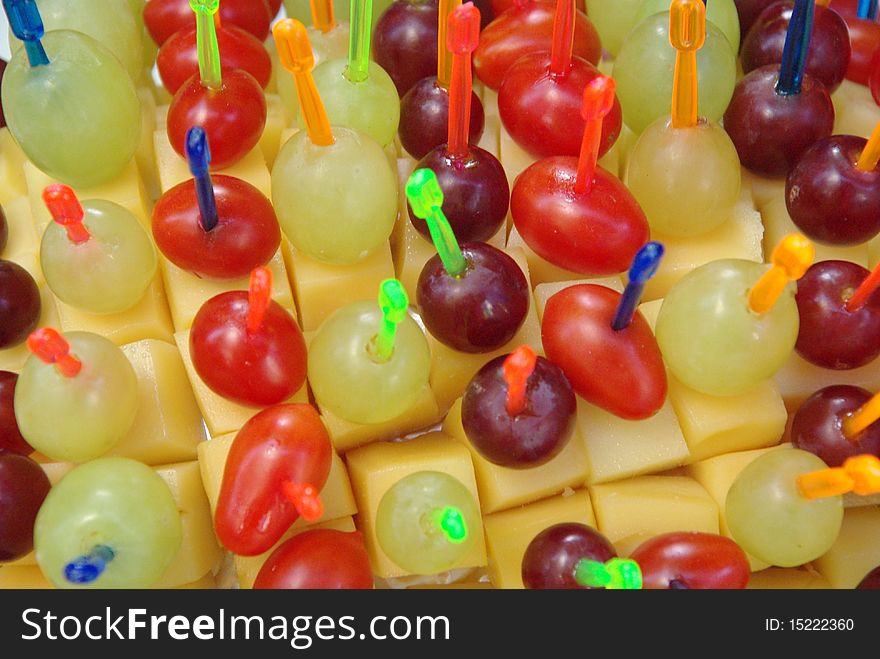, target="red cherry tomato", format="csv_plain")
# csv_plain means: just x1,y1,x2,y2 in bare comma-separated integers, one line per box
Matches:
167,69,267,171
541,284,667,419
254,529,374,589
266,0,283,15
215,404,332,556
144,0,273,46
190,292,307,407
870,49,880,104
152,175,280,279
841,13,880,84
157,25,273,94
511,158,649,276
630,532,751,589
490,0,587,14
